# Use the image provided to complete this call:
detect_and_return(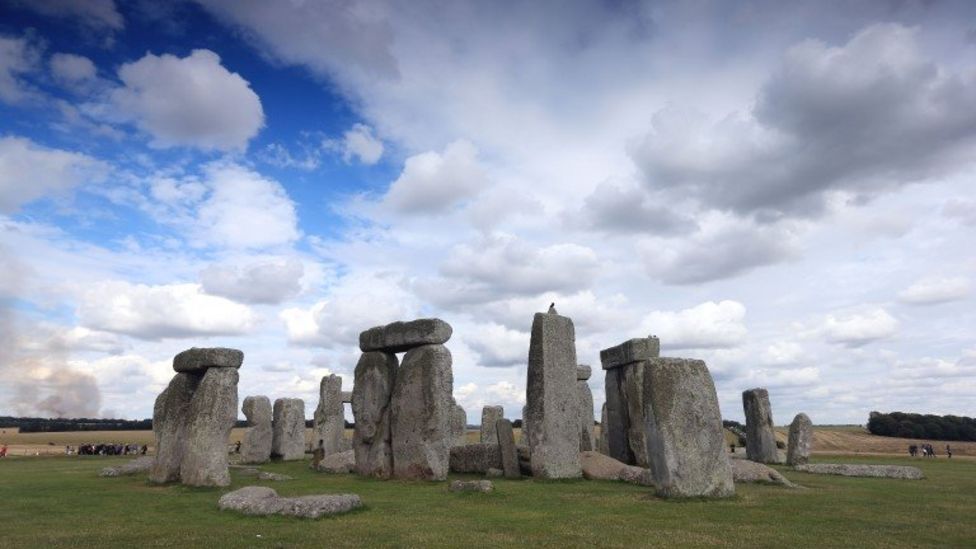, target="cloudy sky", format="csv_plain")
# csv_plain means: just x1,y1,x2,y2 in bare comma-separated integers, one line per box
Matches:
1,0,974,425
